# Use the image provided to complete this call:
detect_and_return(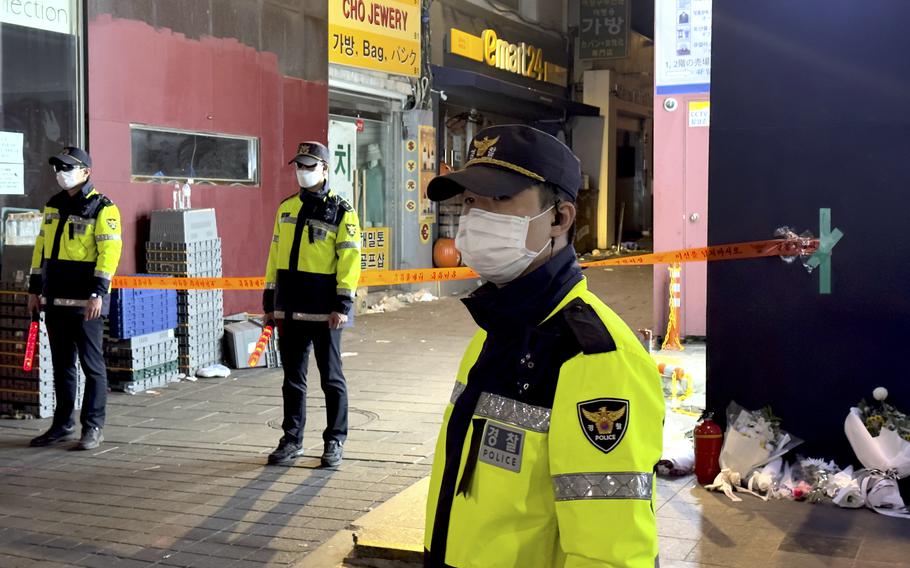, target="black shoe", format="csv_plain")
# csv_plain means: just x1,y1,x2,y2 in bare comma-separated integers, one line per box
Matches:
268,437,303,465
30,426,76,447
321,440,343,467
75,427,103,451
